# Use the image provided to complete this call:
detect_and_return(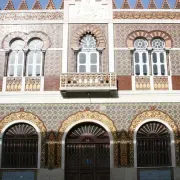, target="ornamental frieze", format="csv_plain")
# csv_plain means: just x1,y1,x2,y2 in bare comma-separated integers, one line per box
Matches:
113,11,180,19
0,12,63,21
